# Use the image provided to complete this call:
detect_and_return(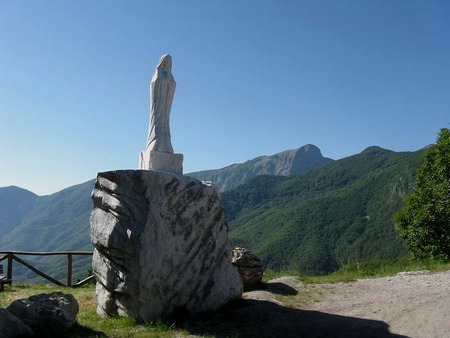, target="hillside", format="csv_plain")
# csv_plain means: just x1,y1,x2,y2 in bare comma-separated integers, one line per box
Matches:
187,144,333,191
0,186,38,241
0,180,95,283
222,146,425,275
